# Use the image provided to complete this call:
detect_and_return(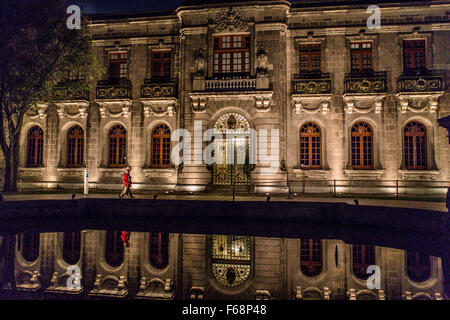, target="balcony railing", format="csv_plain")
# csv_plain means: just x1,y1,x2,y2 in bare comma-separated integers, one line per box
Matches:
141,78,178,99
205,73,256,92
397,69,445,93
292,72,332,94
344,70,387,94
96,78,132,99
53,80,90,101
